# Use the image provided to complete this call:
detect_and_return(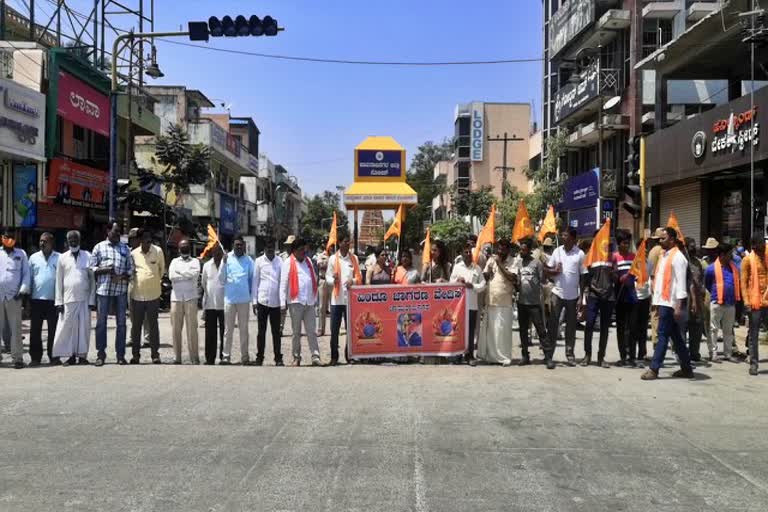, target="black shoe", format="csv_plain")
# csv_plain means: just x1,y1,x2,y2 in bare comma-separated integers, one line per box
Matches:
50,358,62,366
28,360,41,368
328,358,339,367
750,365,759,376
614,360,626,367
580,355,591,367
598,359,610,369
129,357,140,365
545,358,556,370
13,361,24,369
78,358,89,365
152,358,161,364
518,356,531,366
672,368,694,379
63,356,76,366
117,358,128,366
254,358,264,366
174,360,182,365
204,361,215,365
468,359,478,367
566,355,576,367
275,359,285,367
94,358,105,367
691,353,702,362
627,359,637,368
